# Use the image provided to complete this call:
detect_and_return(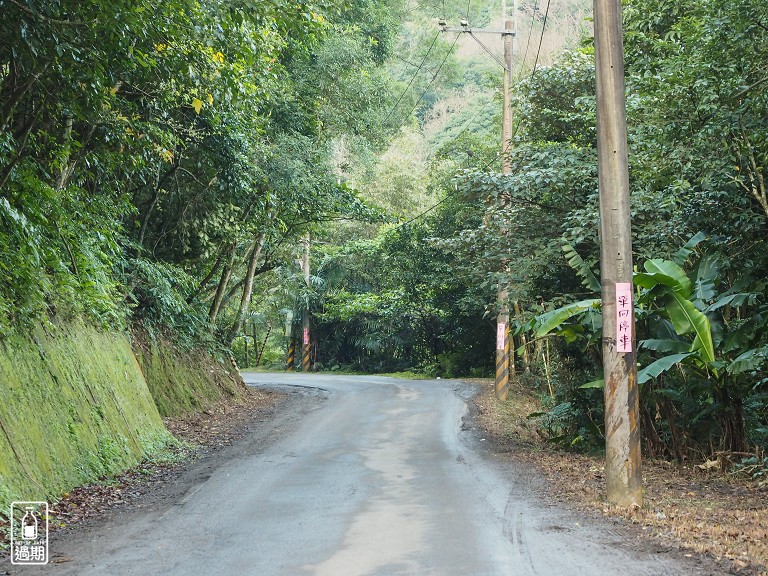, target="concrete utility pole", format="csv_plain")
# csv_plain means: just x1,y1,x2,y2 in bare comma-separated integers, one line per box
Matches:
301,234,312,372
495,17,515,402
440,6,516,402
593,0,642,507
285,310,295,371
